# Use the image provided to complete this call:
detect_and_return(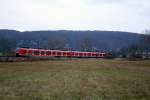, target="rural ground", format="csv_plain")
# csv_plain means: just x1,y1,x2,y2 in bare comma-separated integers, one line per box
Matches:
0,59,150,100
